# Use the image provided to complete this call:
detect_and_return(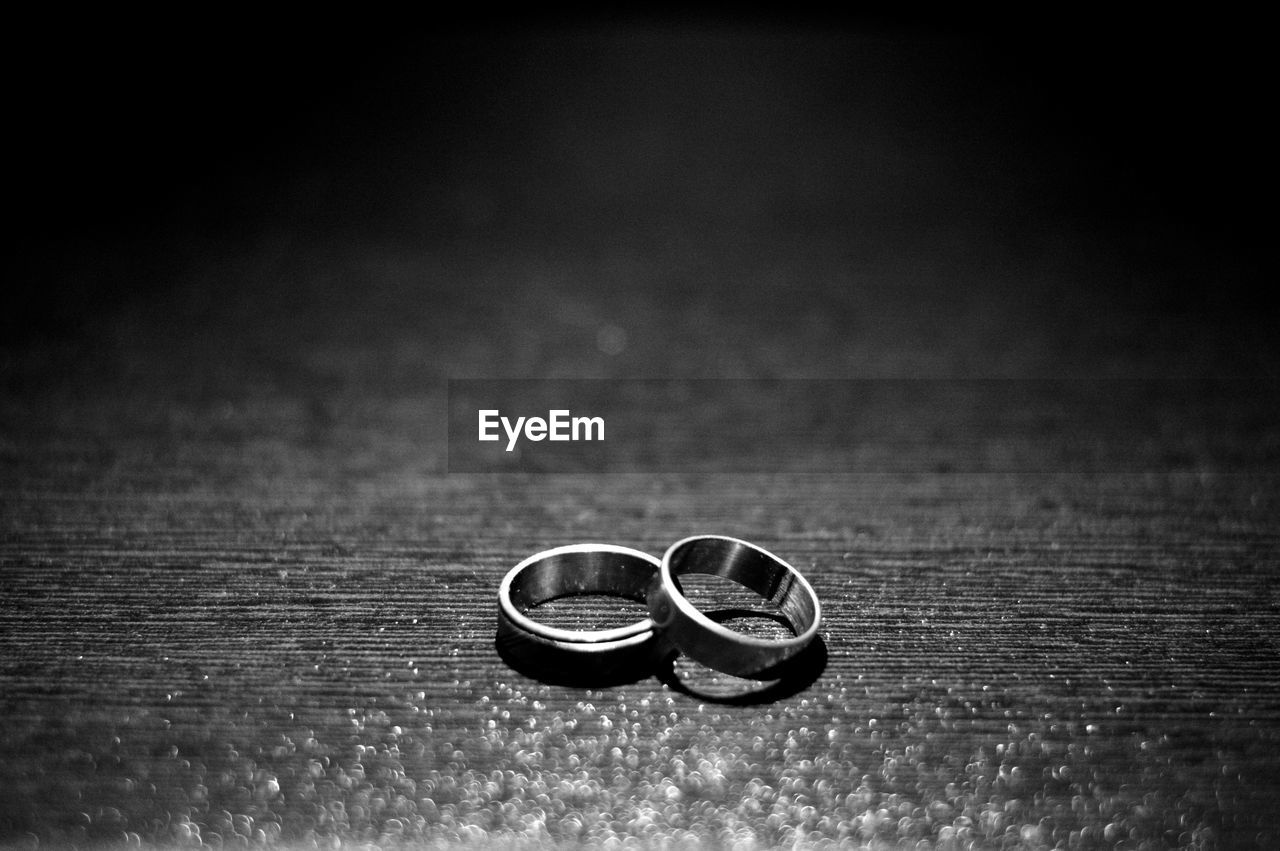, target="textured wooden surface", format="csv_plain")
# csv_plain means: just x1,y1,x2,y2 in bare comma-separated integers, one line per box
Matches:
3,25,1278,851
